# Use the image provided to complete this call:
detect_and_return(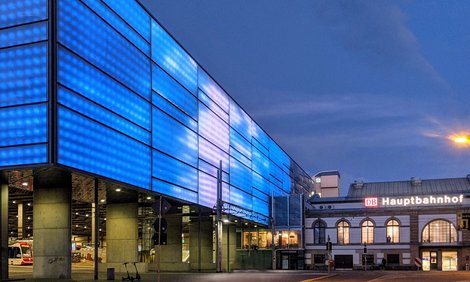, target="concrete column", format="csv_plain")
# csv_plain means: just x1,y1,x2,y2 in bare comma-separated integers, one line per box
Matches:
18,202,24,239
106,189,139,272
160,215,188,271
222,223,237,272
190,215,215,271
91,203,96,244
0,171,8,281
33,169,72,279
